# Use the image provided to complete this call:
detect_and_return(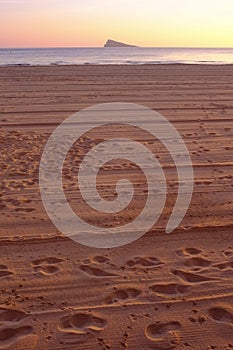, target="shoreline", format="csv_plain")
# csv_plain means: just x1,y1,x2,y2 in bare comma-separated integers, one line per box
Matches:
1,62,233,67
